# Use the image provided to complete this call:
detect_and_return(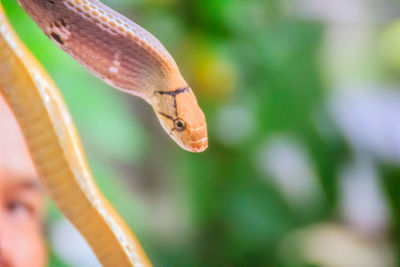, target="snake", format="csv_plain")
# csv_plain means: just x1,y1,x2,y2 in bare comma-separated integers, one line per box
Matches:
0,0,208,266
